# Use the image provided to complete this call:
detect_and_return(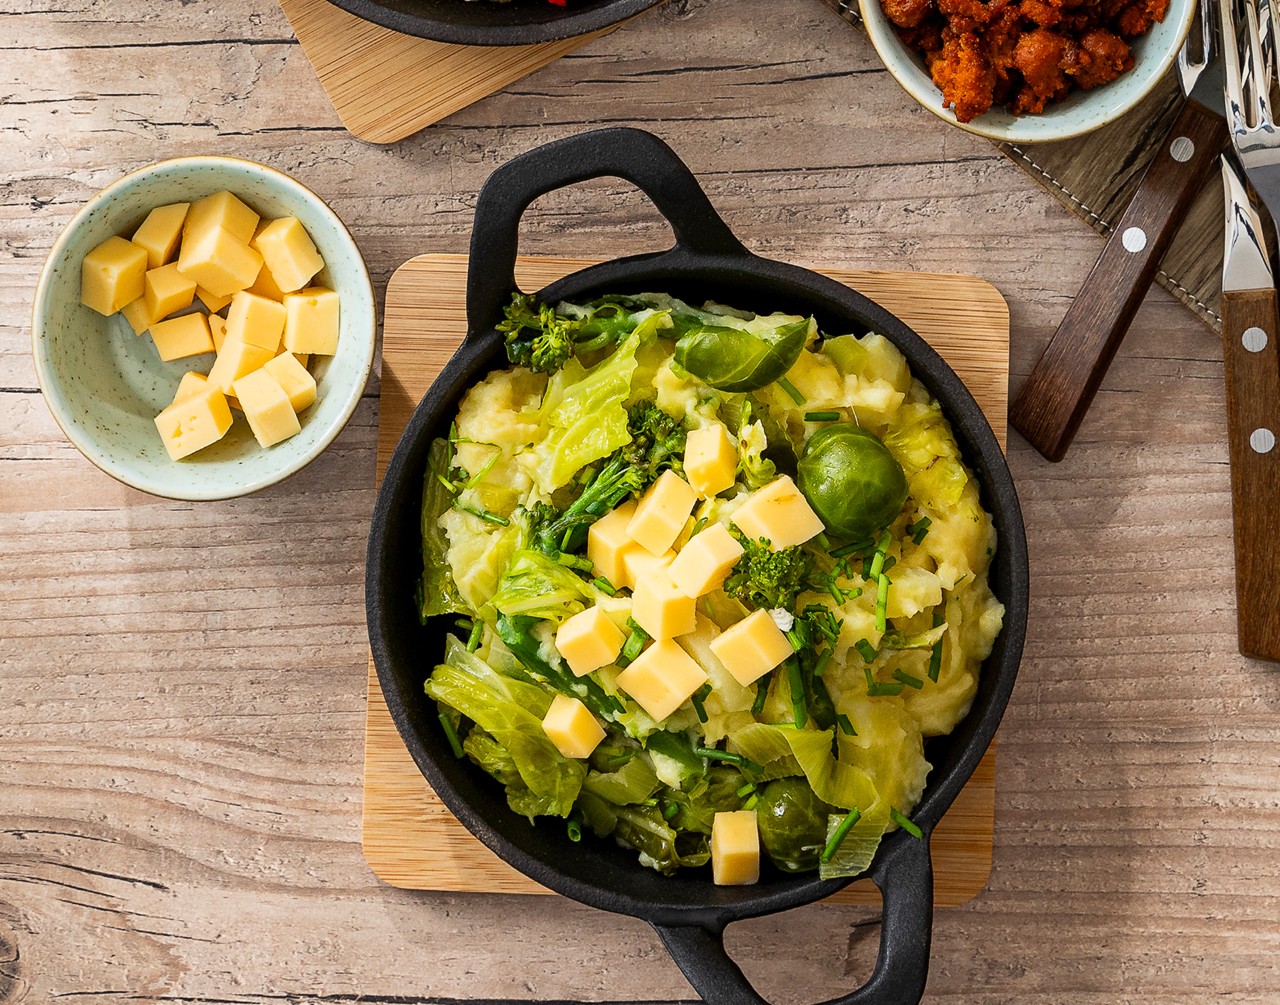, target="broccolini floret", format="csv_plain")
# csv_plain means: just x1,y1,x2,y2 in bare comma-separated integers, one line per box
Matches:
722,533,814,612
497,293,652,375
